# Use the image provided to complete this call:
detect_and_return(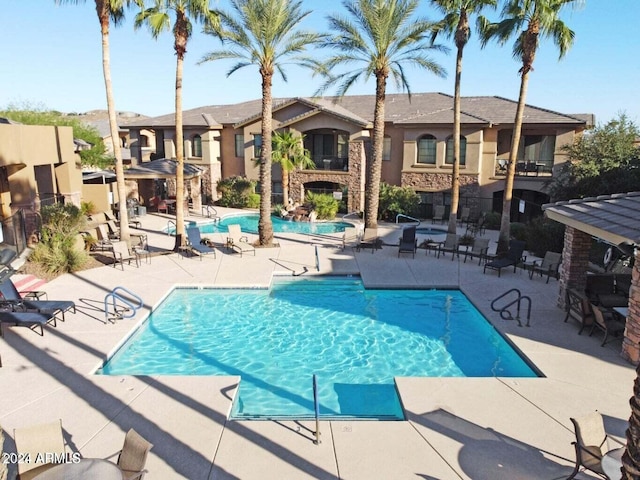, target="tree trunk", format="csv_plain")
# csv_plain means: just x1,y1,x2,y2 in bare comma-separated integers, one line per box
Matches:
498,70,529,254
365,73,387,229
259,70,274,246
447,44,464,235
623,361,640,478
98,5,130,245
173,52,185,250
282,168,289,208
